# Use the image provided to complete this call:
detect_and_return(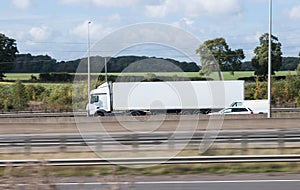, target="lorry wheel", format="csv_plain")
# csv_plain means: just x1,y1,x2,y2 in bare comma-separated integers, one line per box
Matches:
130,111,146,116
193,110,201,115
200,109,211,114
96,112,105,116
181,110,191,115
131,111,140,116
